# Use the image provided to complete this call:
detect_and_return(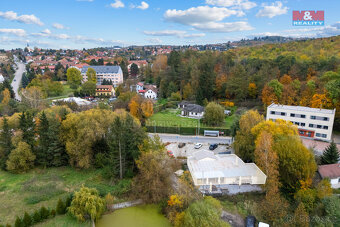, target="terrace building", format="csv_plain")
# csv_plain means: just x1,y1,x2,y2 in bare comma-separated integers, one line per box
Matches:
266,104,336,141
81,66,123,87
